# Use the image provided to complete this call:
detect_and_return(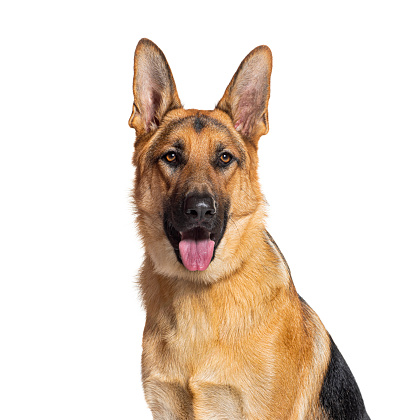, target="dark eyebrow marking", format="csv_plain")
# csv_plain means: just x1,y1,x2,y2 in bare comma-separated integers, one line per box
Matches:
171,139,185,152
215,143,227,155
147,113,246,165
